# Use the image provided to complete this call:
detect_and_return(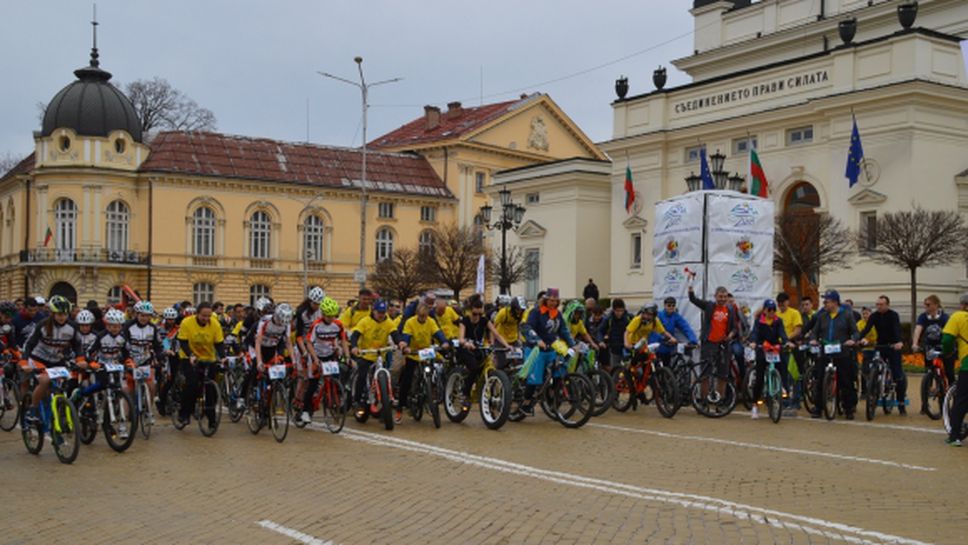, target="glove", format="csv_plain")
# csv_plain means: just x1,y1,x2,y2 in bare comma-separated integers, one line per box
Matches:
566,348,575,359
